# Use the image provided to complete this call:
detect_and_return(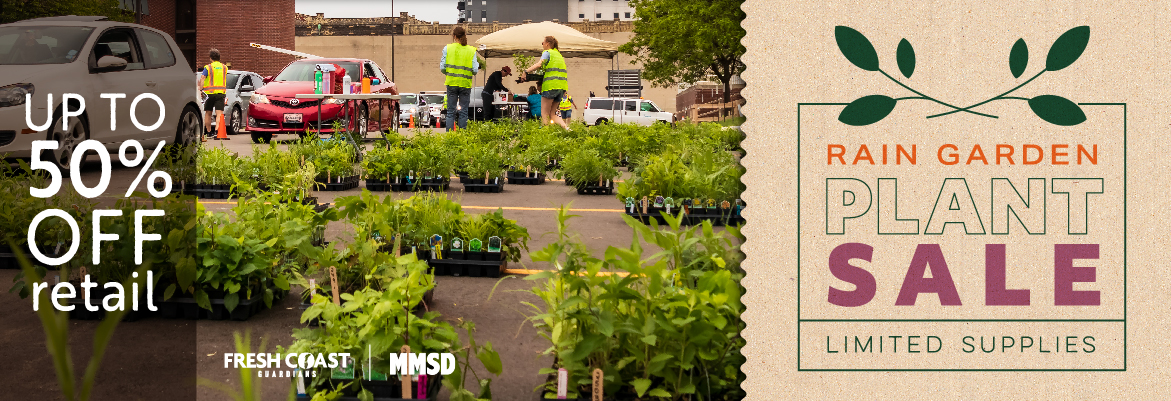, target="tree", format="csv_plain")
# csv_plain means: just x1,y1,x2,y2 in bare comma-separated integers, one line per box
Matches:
619,0,745,110
1,0,134,24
